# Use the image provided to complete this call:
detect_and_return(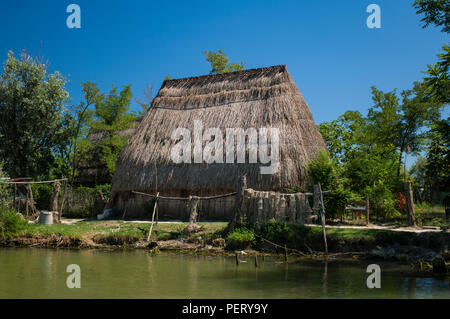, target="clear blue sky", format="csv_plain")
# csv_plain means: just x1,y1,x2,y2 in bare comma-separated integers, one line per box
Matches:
0,0,447,126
